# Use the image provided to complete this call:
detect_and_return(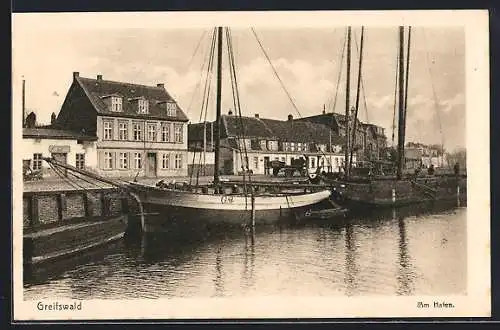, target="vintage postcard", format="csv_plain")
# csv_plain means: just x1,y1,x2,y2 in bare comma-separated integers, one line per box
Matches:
12,10,490,320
